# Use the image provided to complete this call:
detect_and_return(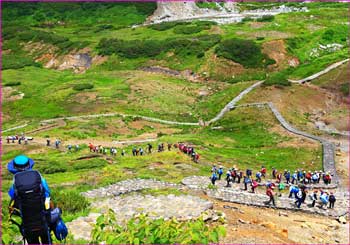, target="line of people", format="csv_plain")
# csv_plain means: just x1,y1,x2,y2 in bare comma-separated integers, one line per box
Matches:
174,143,200,163
210,165,337,209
